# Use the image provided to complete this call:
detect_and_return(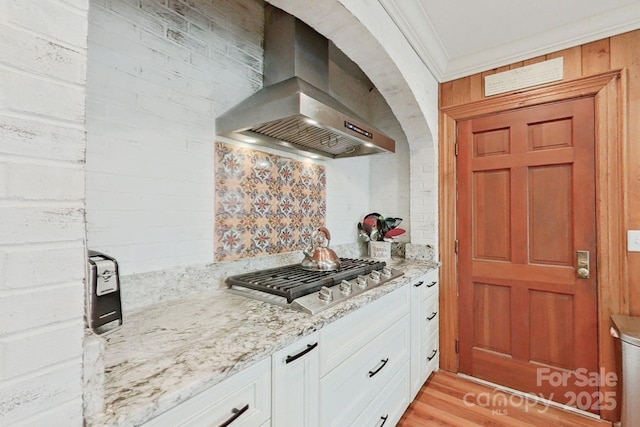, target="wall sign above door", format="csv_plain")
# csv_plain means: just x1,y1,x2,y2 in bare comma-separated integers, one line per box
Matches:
484,57,564,96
